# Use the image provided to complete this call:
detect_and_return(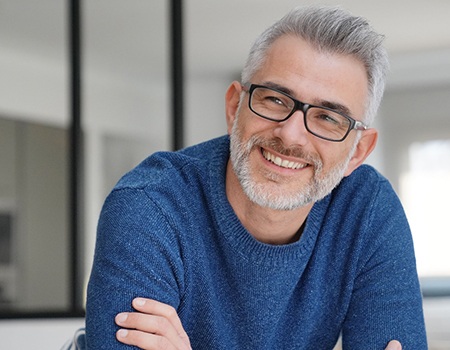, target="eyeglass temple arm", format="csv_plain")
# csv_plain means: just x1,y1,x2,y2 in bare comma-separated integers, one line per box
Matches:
354,120,368,131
